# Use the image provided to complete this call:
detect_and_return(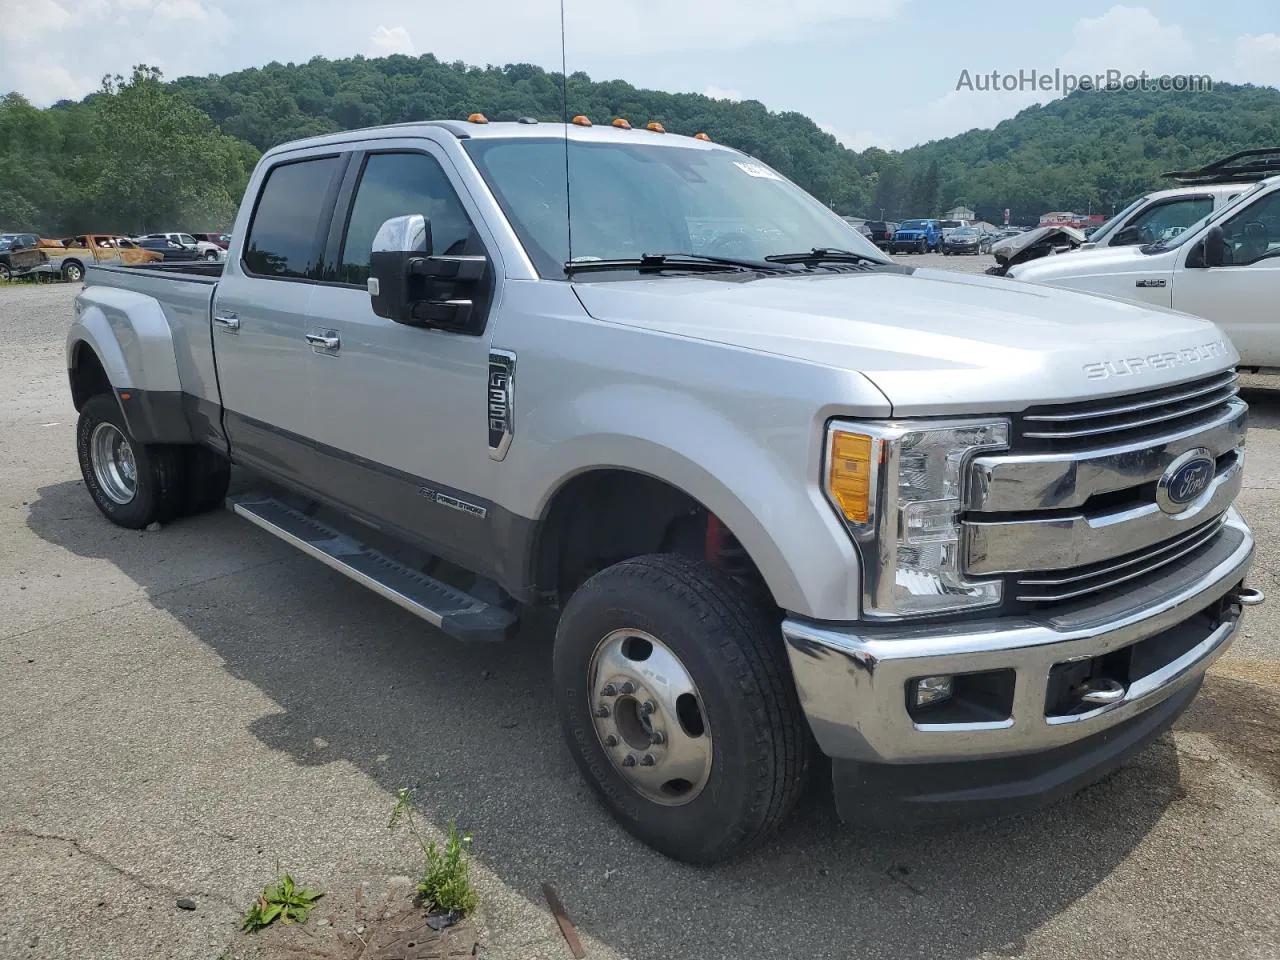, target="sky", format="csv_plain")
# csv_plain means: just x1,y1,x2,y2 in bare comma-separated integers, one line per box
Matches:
1,0,1278,150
